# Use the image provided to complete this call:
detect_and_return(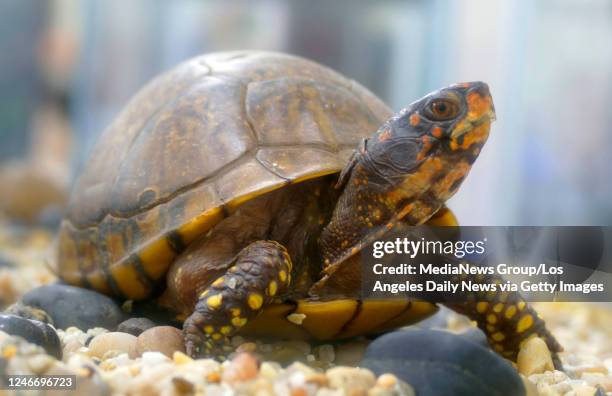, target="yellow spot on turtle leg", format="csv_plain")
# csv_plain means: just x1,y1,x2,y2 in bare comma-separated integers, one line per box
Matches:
278,270,287,283
486,324,496,333
504,305,517,319
487,314,497,324
476,302,488,313
516,315,534,333
220,326,232,335
248,293,263,310
267,281,277,296
230,308,241,317
493,303,504,313
231,317,247,327
212,277,224,287
517,301,526,311
492,332,505,342
211,333,222,341
206,294,223,309
204,325,214,334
